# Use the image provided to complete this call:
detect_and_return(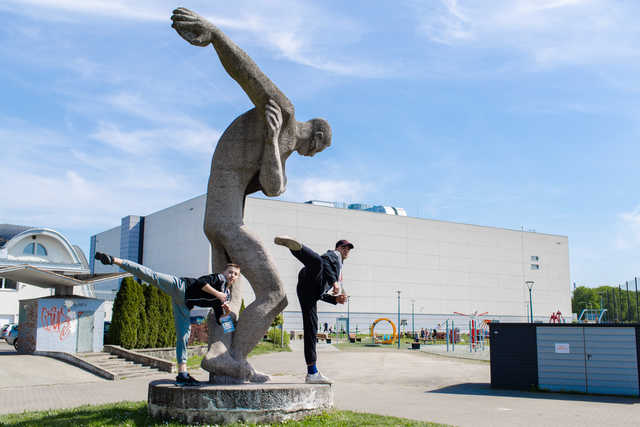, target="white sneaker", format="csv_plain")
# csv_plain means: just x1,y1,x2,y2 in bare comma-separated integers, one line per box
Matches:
305,371,333,384
274,236,302,251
